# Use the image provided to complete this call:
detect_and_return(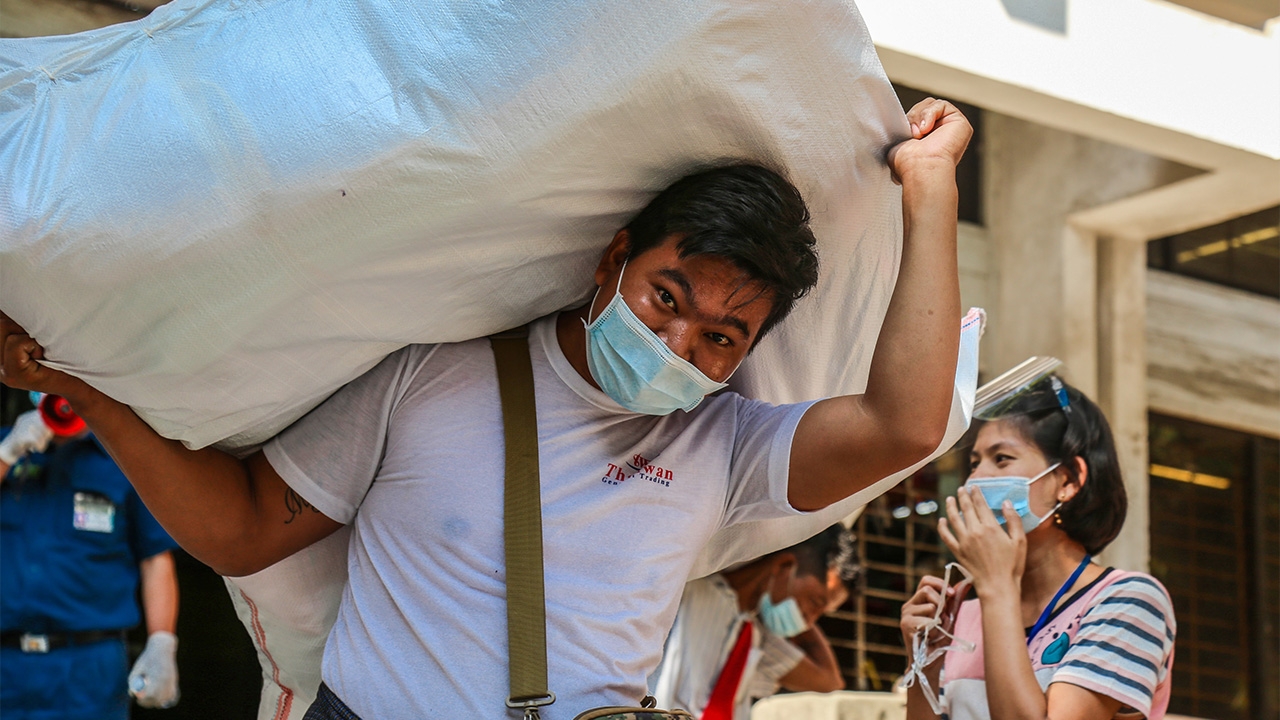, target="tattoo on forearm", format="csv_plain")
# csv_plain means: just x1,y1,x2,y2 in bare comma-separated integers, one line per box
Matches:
284,488,319,524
